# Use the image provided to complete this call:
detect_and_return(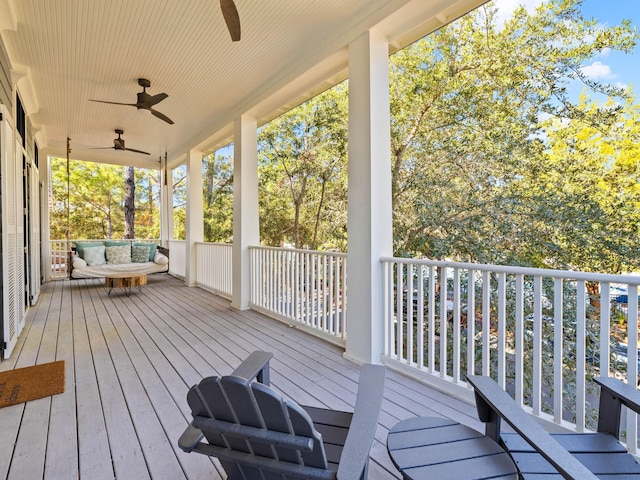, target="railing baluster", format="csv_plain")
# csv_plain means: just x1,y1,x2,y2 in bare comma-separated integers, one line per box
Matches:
532,275,543,416
407,264,414,366
599,282,610,375
440,267,448,377
482,270,490,376
453,268,461,383
428,265,436,373
627,284,638,453
553,278,564,424
329,255,335,335
497,272,506,388
417,264,425,370
515,274,524,405
467,269,476,379
575,280,587,432
397,262,404,362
